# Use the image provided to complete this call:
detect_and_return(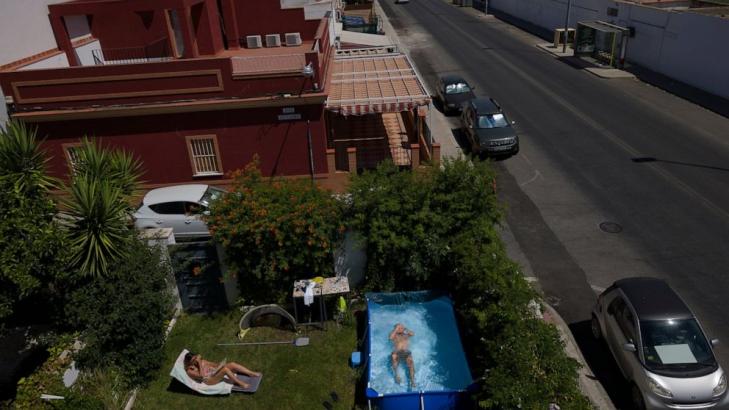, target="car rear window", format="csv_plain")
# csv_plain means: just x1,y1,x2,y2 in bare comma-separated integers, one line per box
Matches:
477,113,509,129
149,202,186,215
445,83,471,95
640,318,715,371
